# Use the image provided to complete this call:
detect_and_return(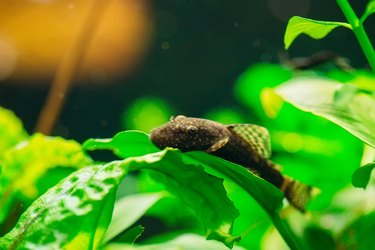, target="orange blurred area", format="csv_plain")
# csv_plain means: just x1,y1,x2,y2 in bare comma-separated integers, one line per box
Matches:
0,0,152,84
